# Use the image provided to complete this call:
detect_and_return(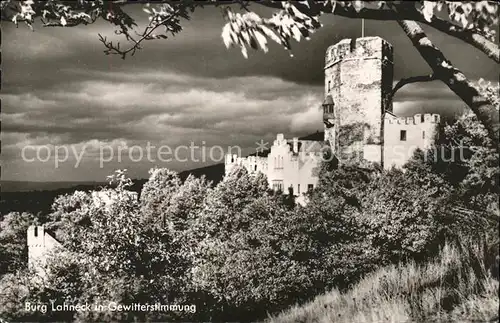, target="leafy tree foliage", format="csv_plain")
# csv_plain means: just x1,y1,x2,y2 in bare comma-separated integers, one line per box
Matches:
361,165,453,263
0,170,197,322
423,111,499,269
